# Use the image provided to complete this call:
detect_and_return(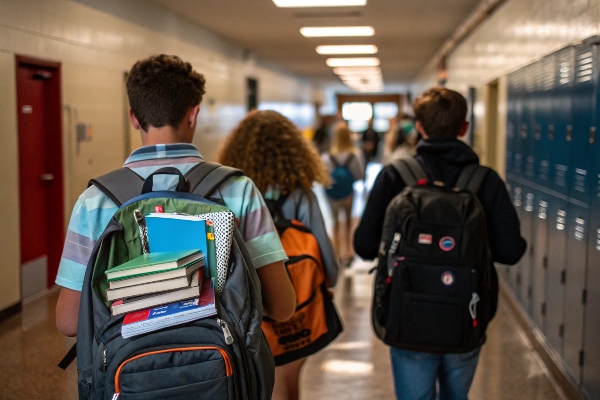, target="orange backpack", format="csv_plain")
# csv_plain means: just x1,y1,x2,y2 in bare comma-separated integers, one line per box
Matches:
263,195,343,366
